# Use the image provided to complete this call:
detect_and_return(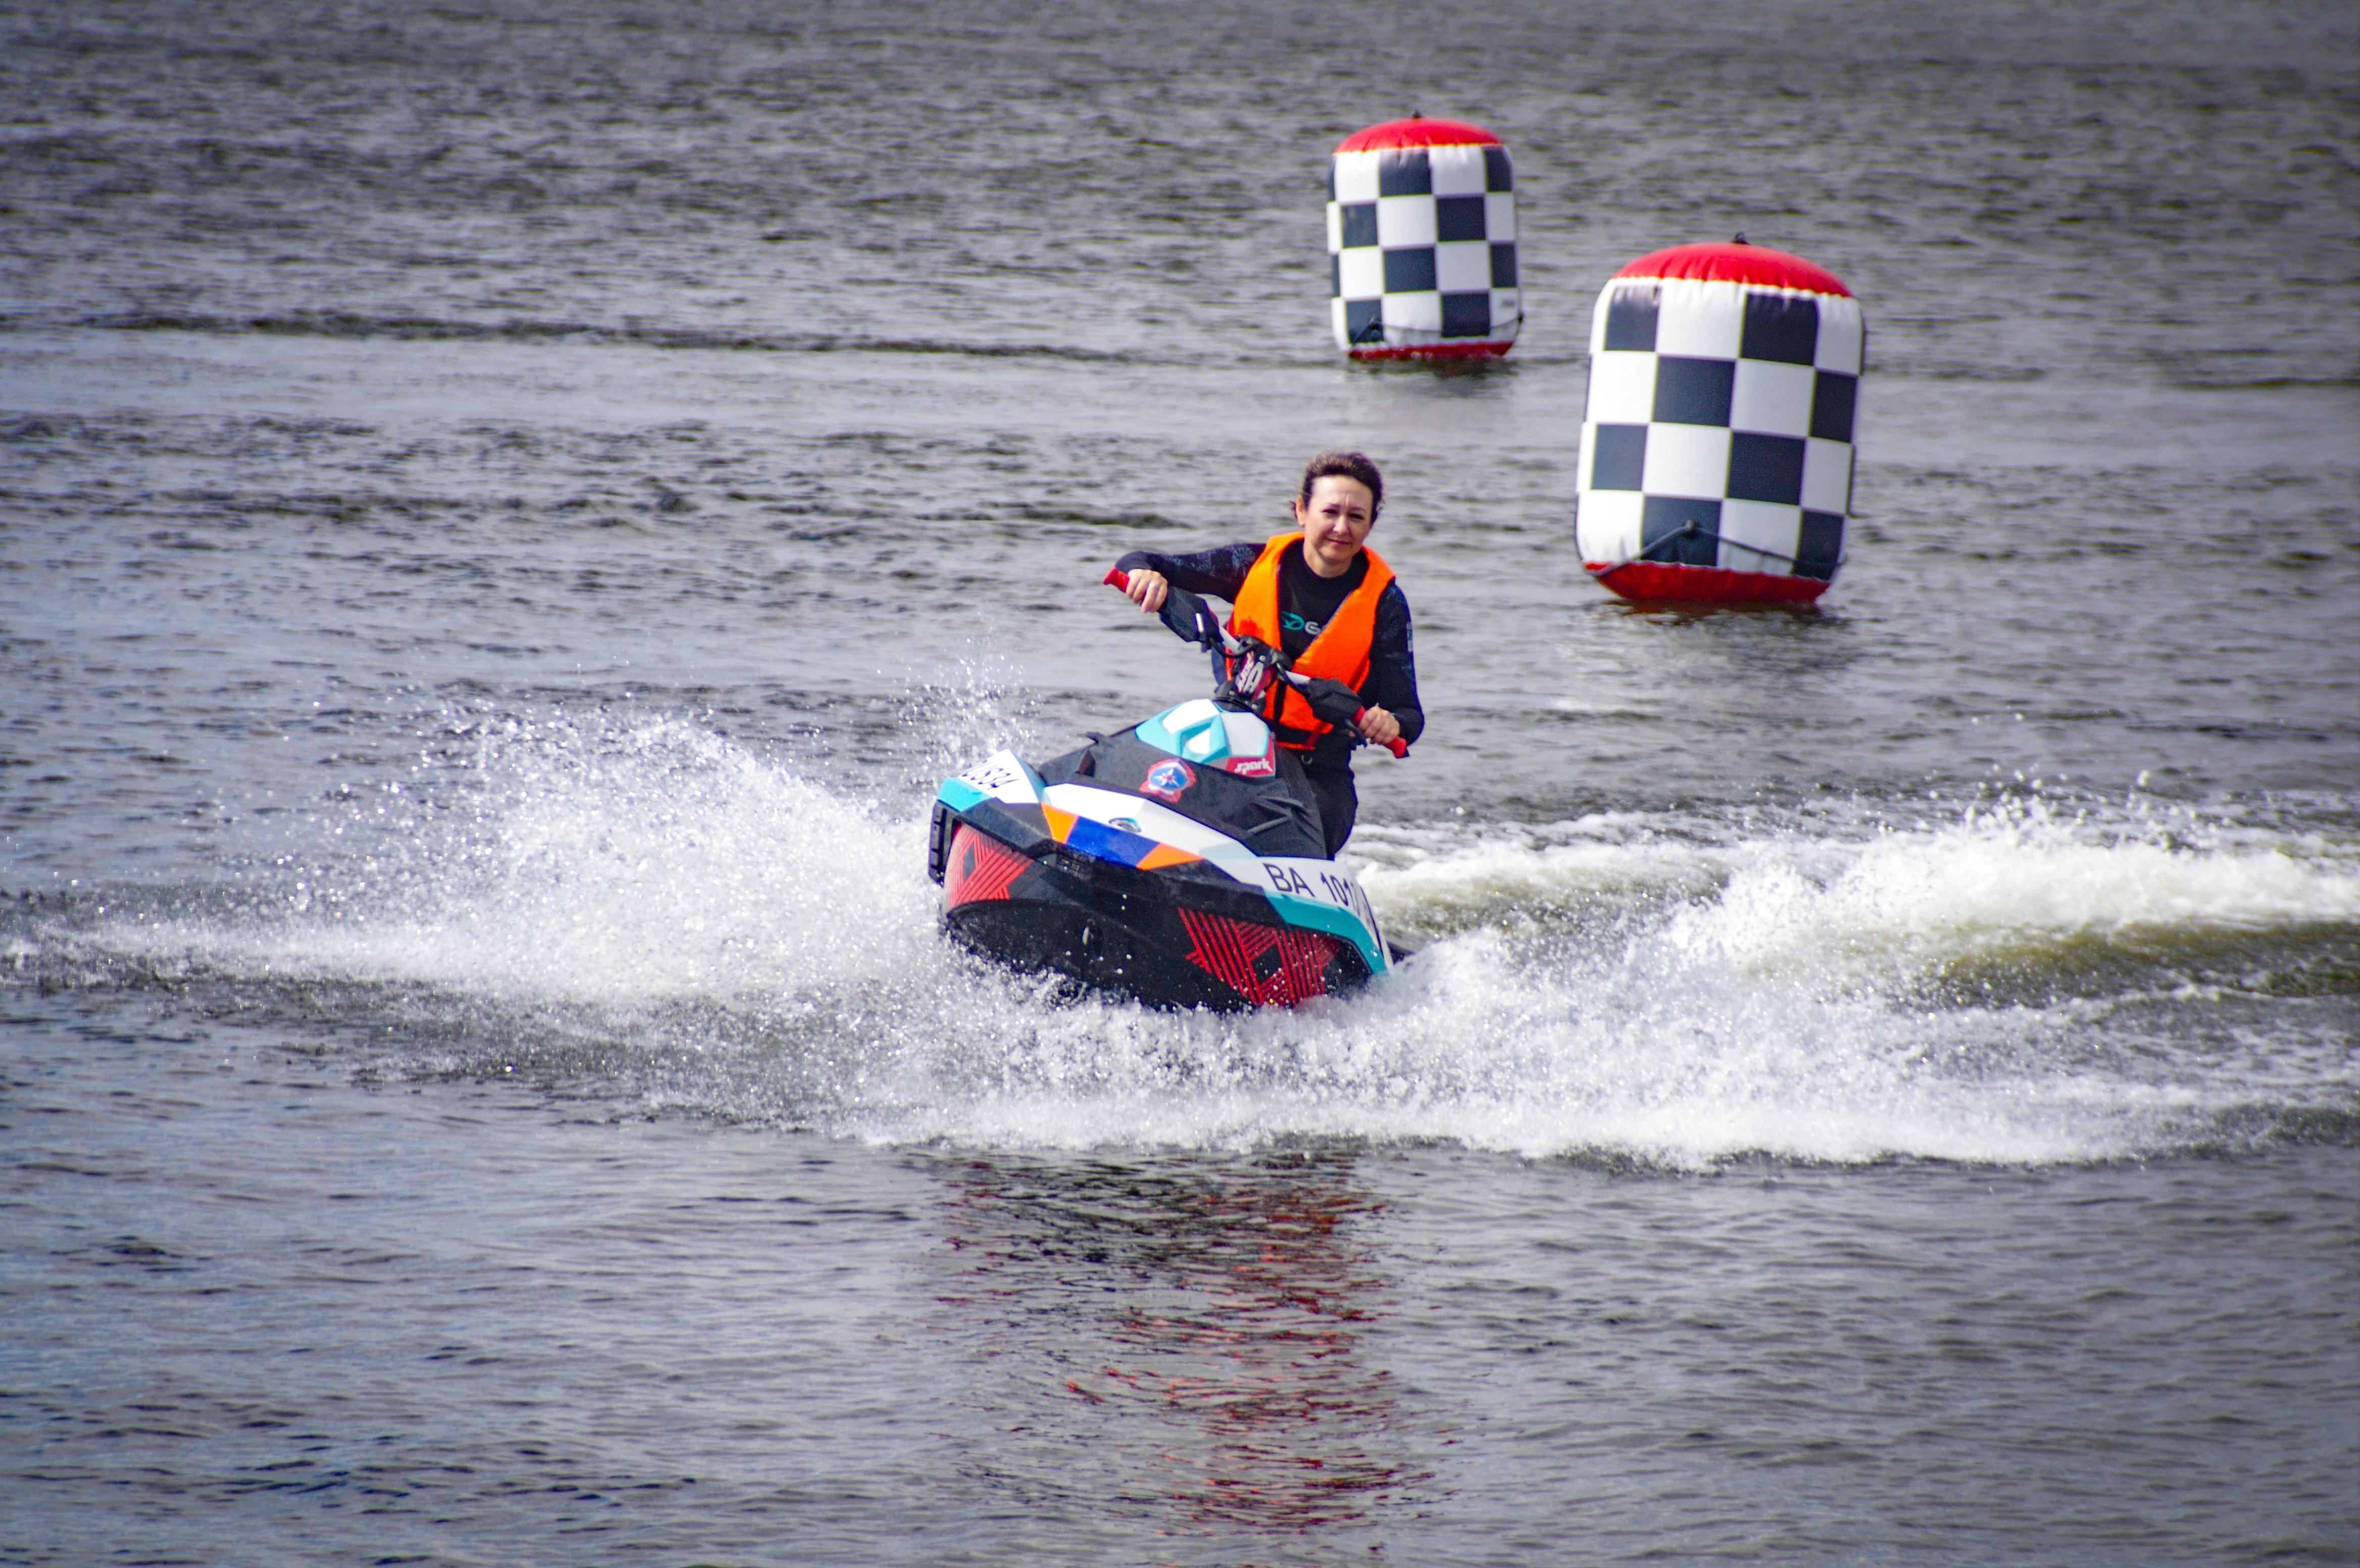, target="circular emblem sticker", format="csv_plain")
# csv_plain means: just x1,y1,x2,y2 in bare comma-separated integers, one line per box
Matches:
1141,758,1196,803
